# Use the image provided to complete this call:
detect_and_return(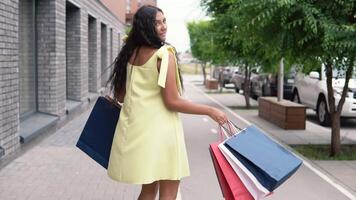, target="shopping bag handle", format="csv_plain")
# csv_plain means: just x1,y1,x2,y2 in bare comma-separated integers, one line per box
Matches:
218,125,229,141
220,120,242,133
105,95,122,109
218,120,242,141
227,120,243,132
